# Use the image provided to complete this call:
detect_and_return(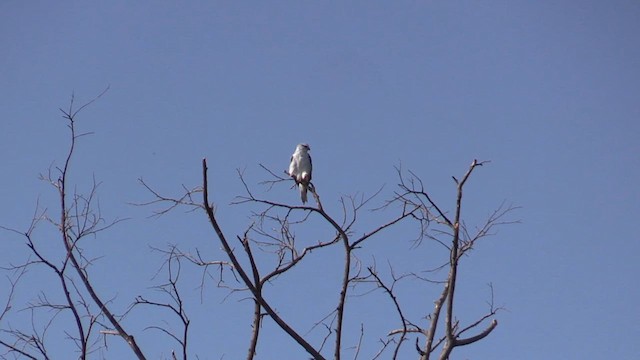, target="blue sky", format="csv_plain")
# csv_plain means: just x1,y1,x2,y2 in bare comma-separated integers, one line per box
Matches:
1,1,639,359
